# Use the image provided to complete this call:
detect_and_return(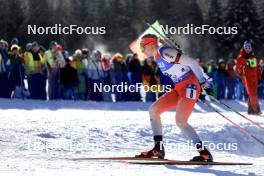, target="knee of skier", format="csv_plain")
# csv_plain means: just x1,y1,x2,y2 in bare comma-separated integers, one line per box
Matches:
176,120,188,130
148,103,160,118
